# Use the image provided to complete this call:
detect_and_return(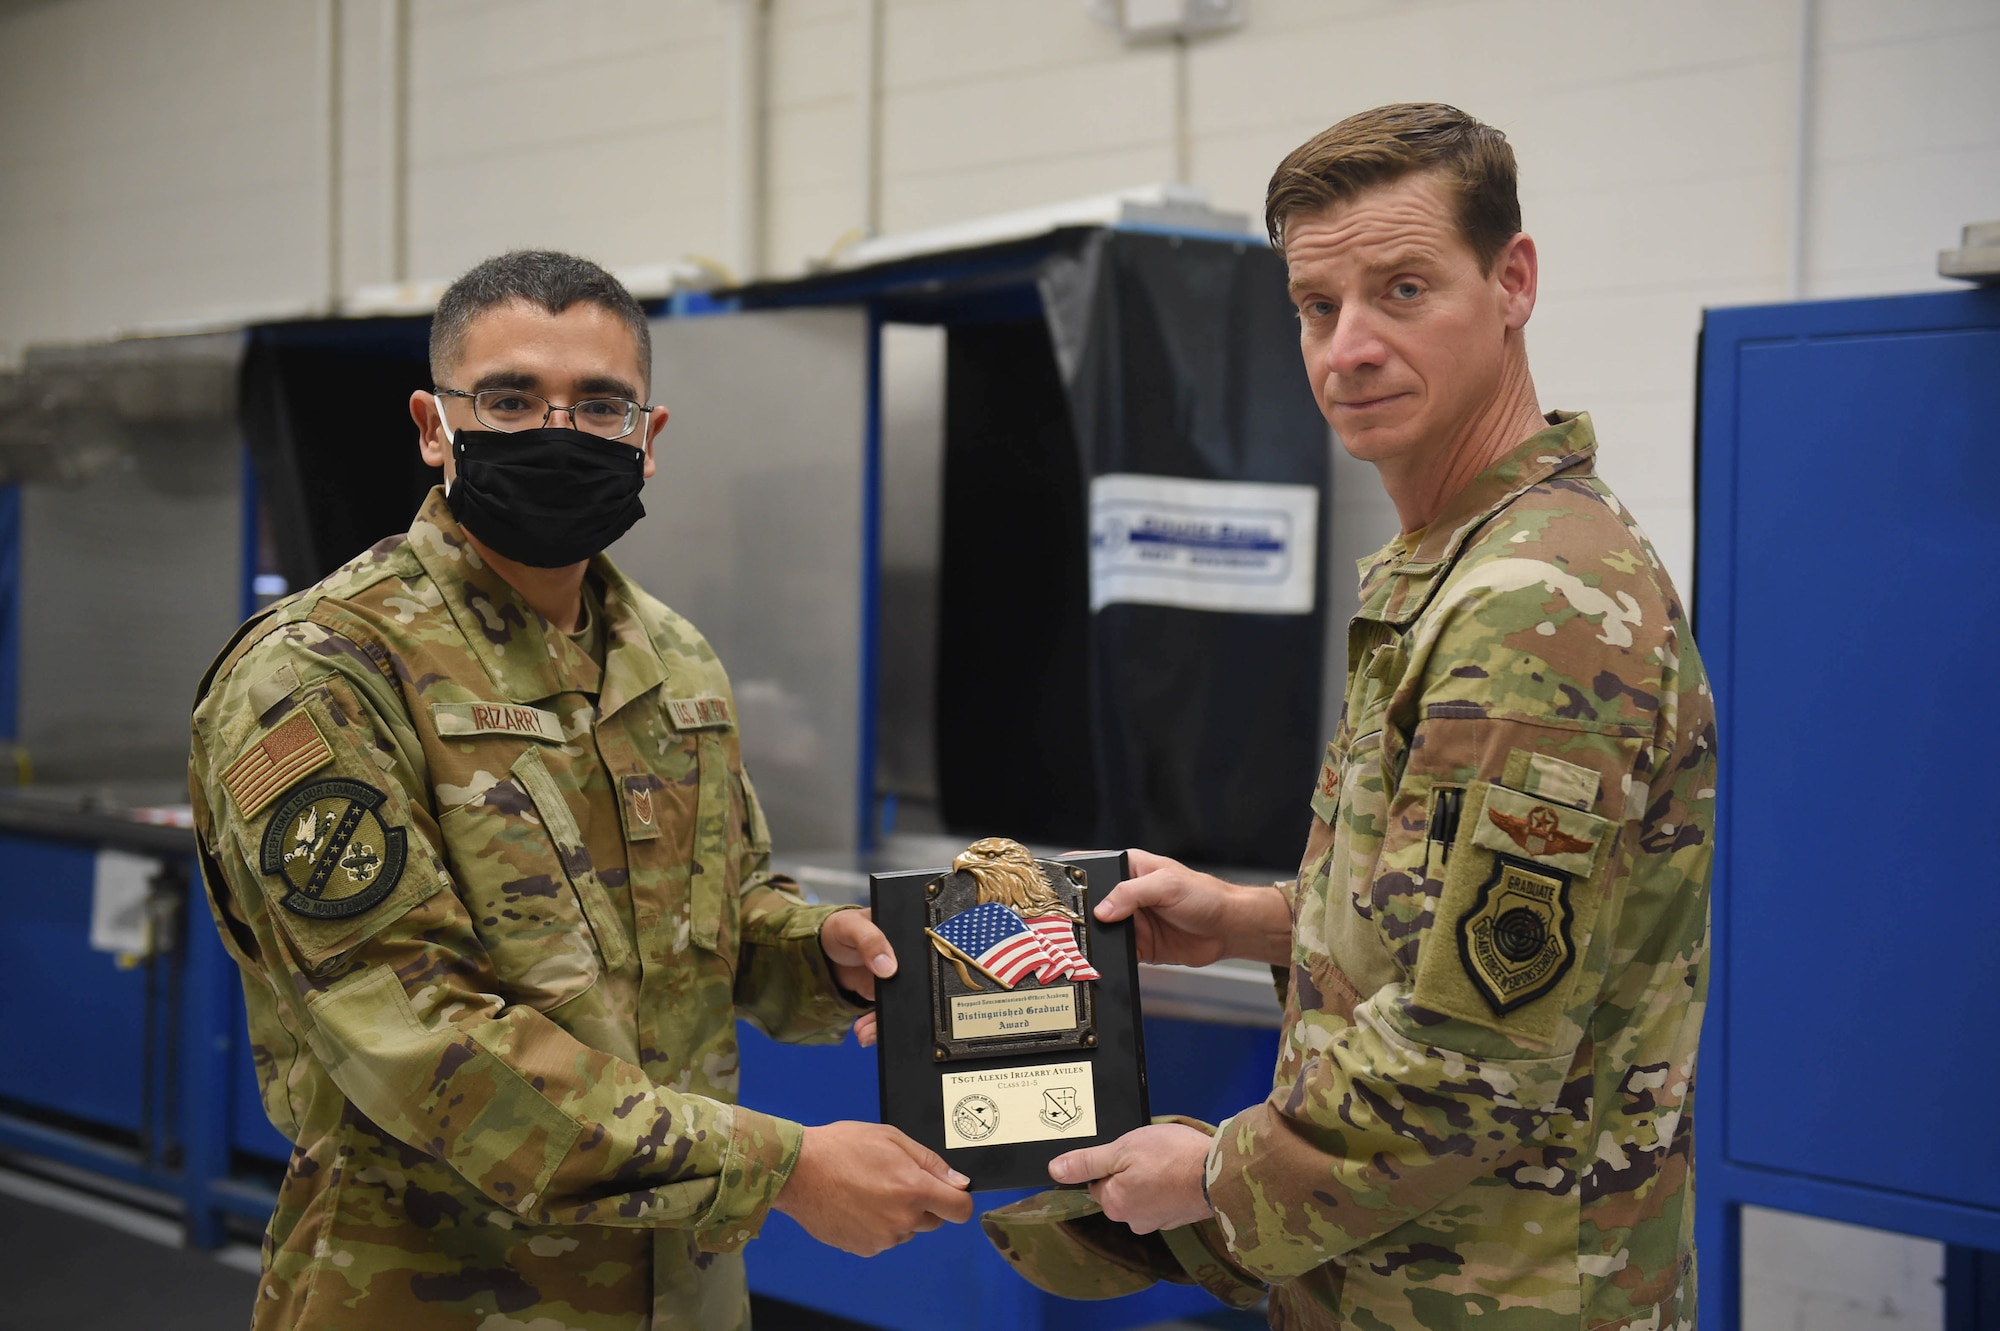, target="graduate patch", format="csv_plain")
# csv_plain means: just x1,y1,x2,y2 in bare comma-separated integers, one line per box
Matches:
1458,856,1575,1014
260,778,407,920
